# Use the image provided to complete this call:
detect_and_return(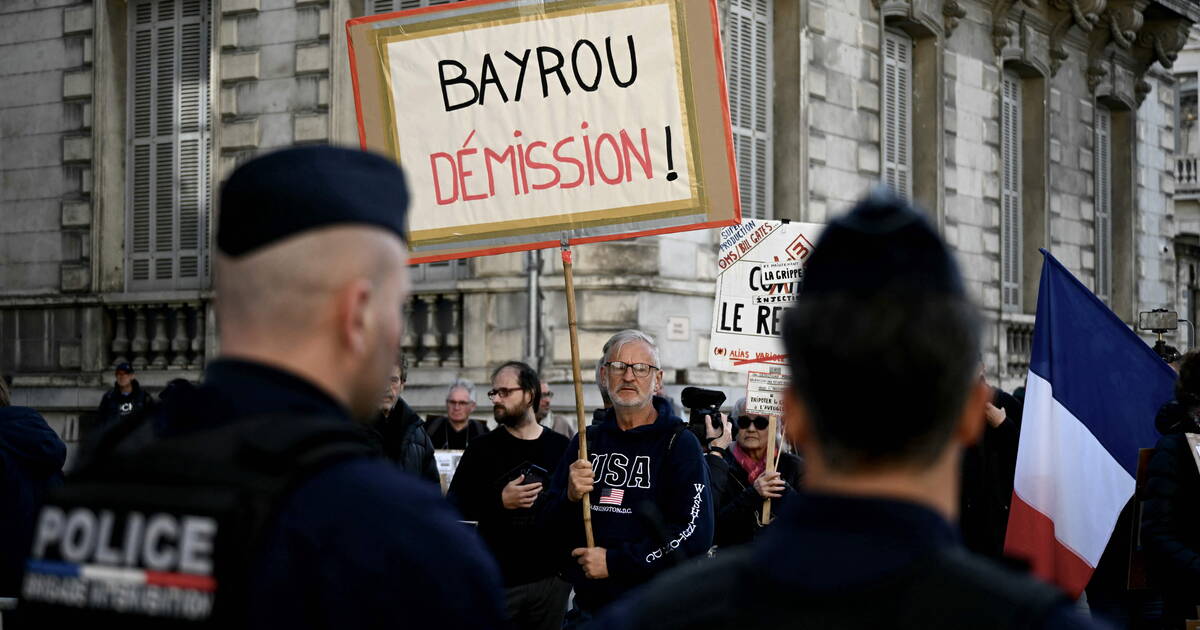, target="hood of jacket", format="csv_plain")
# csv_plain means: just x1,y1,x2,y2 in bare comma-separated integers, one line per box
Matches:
1155,400,1198,435
592,396,683,437
0,406,67,475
